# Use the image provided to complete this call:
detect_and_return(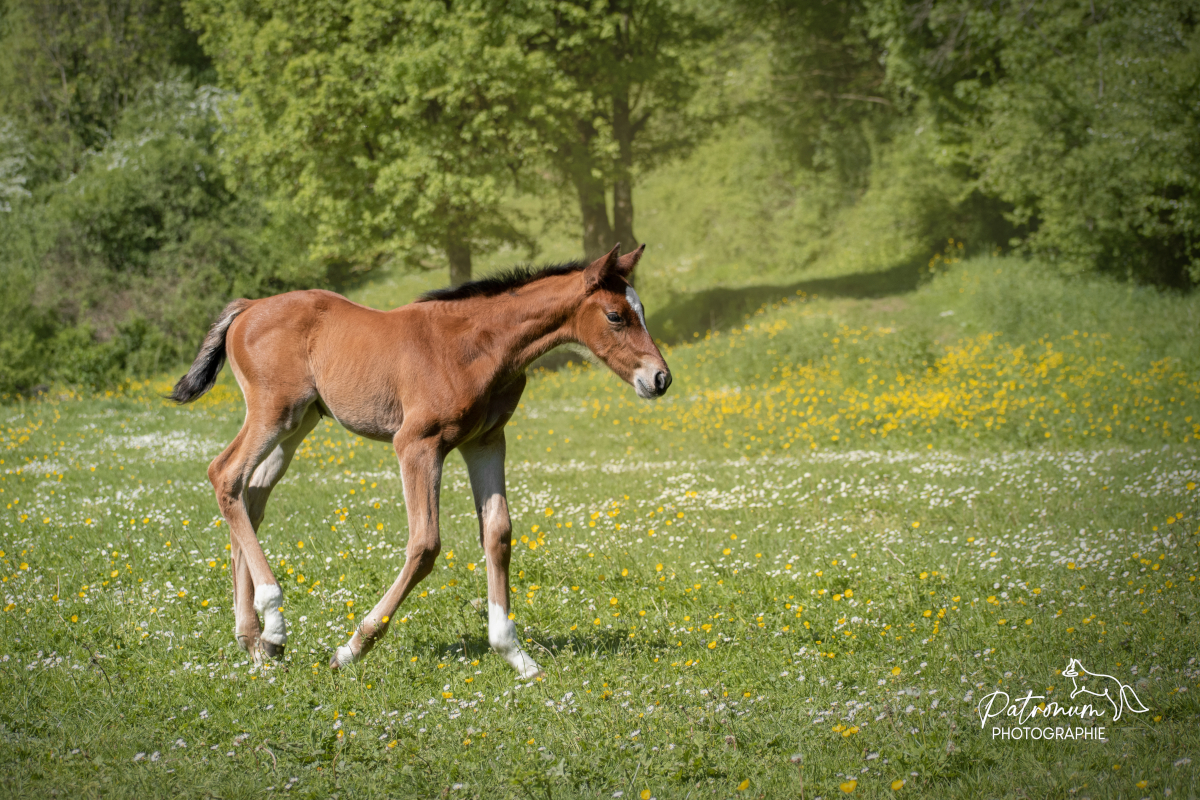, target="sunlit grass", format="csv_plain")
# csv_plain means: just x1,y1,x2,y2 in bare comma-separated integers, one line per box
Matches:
1,259,1198,798
538,322,1198,453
